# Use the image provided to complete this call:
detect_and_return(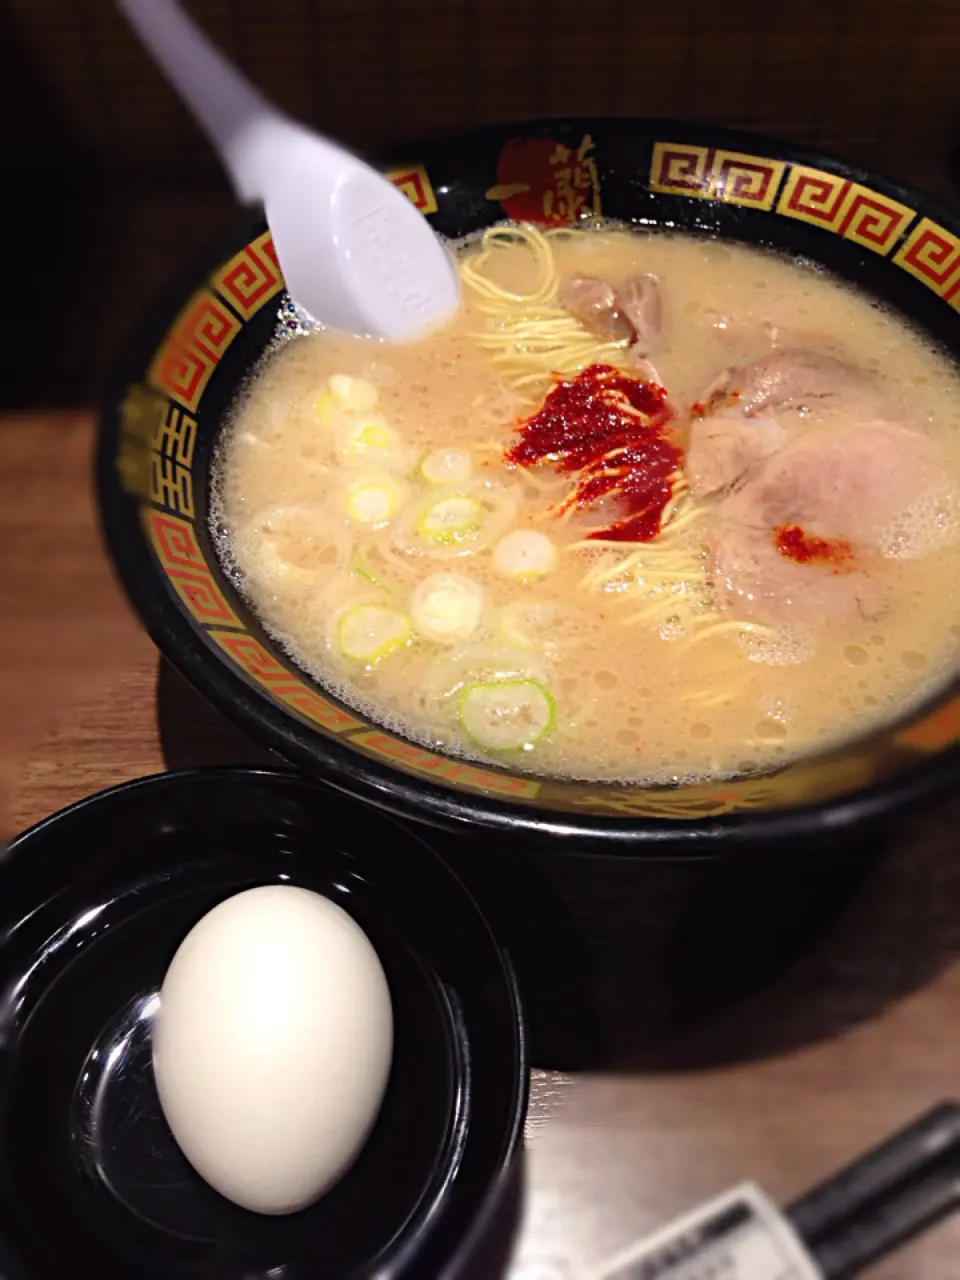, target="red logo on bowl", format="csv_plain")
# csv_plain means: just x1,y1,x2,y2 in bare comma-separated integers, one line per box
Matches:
486,134,601,224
